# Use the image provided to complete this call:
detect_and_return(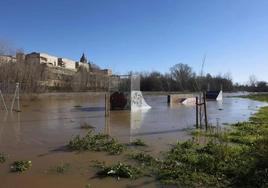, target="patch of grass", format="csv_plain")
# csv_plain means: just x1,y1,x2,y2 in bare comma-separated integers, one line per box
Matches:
11,160,32,172
0,153,8,163
153,140,255,187
226,110,268,145
130,139,147,146
241,131,268,187
68,131,125,155
193,108,268,147
93,161,142,179
250,106,268,123
191,128,230,142
226,121,265,145
240,94,268,103
129,152,157,166
186,104,268,187
132,123,268,187
80,122,95,130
